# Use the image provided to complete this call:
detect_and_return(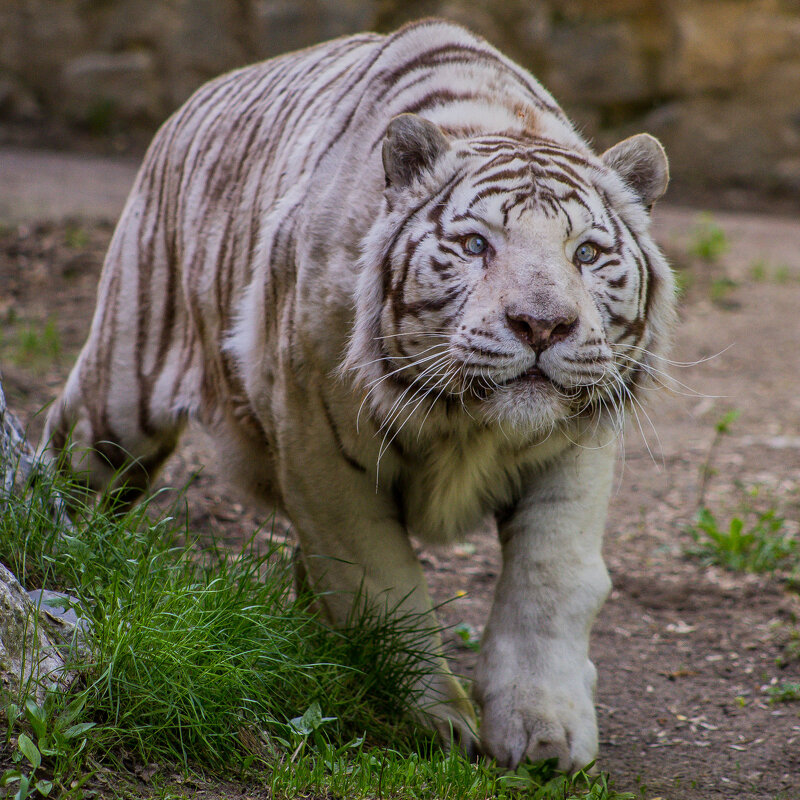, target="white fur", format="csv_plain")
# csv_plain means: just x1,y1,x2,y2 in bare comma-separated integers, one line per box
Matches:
43,20,676,768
